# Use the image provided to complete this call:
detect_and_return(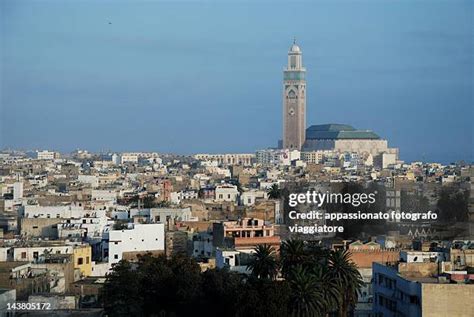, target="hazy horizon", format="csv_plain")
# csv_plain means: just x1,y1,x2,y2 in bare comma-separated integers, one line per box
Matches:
1,0,473,163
